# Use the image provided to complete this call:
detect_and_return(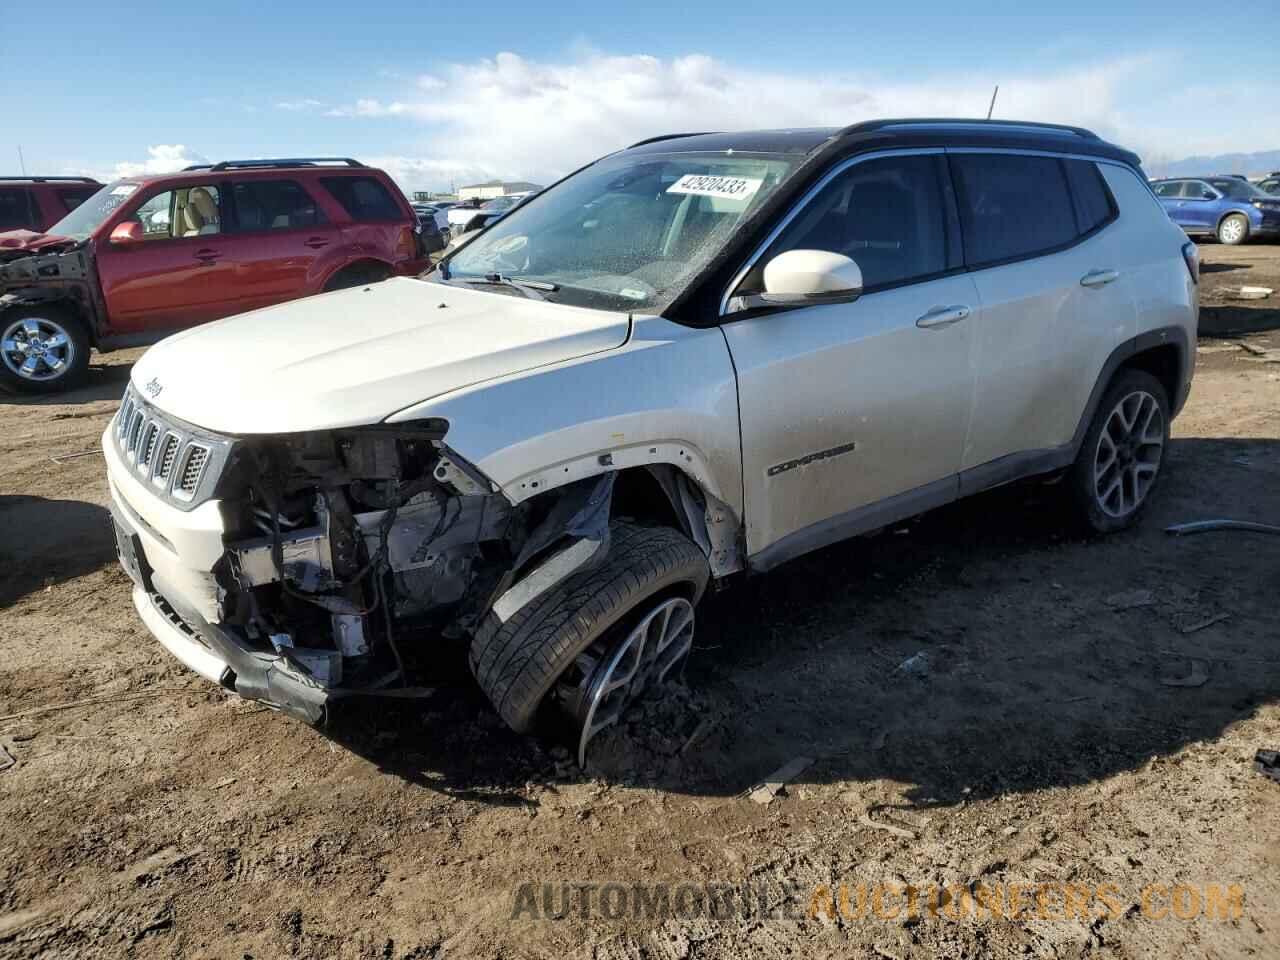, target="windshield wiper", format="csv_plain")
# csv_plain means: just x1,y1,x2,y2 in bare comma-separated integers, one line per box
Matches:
451,274,559,301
